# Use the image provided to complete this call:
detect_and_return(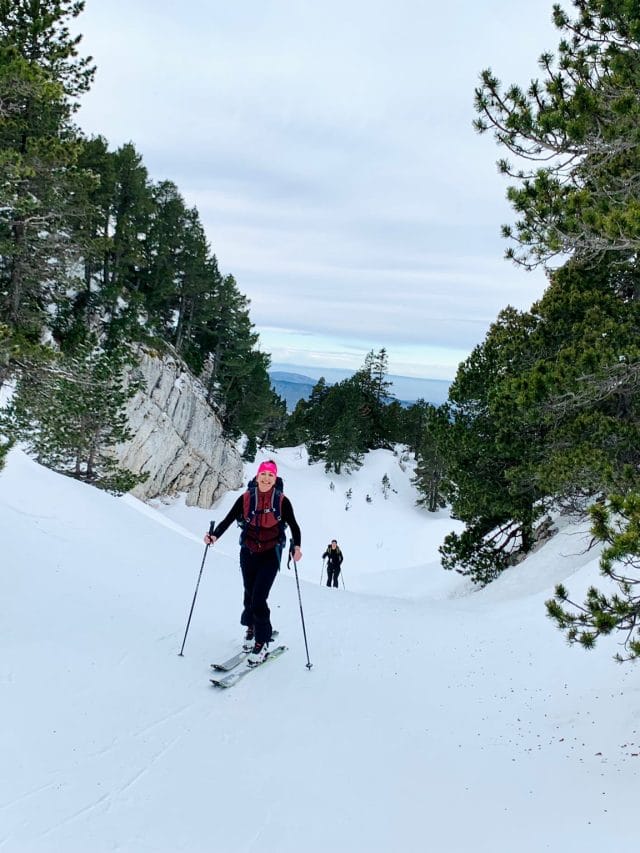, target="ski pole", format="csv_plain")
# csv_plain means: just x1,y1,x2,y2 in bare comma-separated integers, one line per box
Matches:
288,540,313,670
320,558,325,585
178,519,215,656
340,567,346,590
